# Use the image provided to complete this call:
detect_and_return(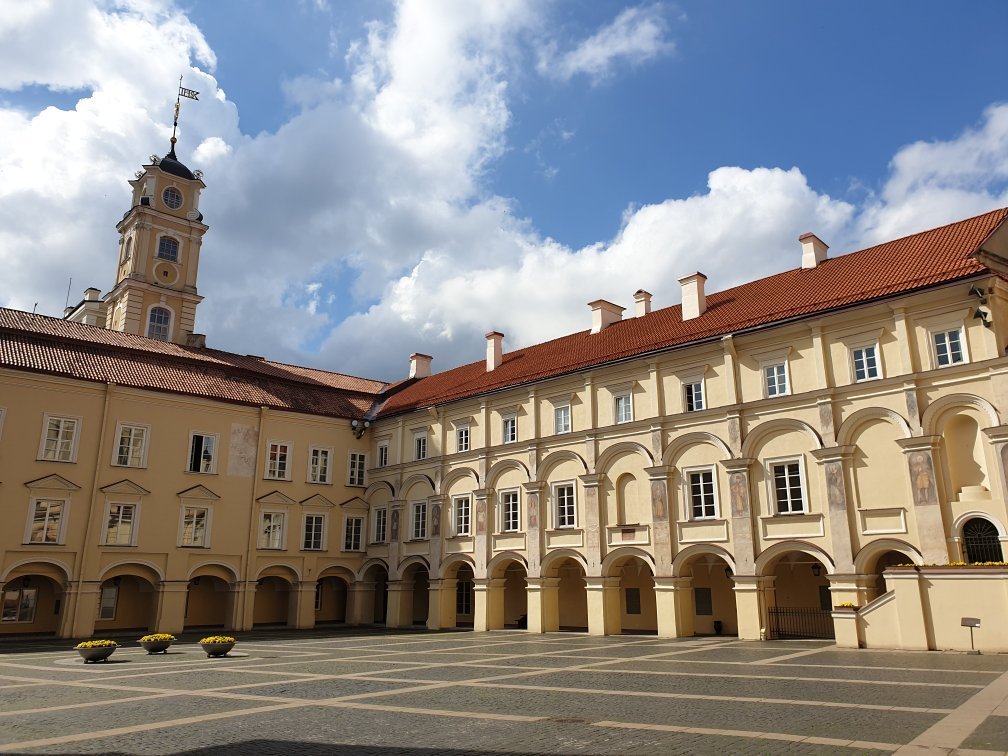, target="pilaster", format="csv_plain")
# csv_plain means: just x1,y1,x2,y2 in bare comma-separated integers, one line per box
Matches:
896,436,949,563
